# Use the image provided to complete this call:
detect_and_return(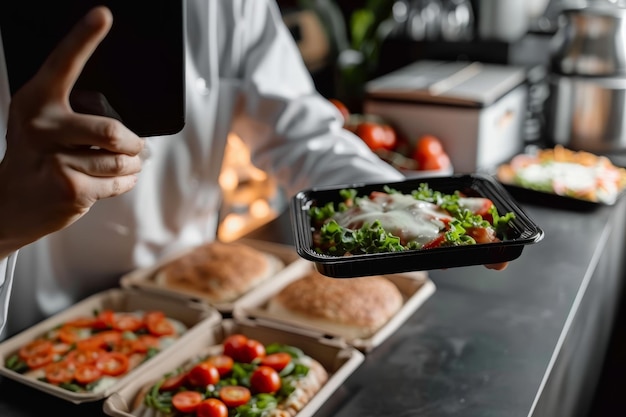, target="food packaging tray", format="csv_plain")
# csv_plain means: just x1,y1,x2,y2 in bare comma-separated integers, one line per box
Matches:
233,260,436,352
0,288,221,404
102,318,365,417
119,239,302,314
290,173,544,277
